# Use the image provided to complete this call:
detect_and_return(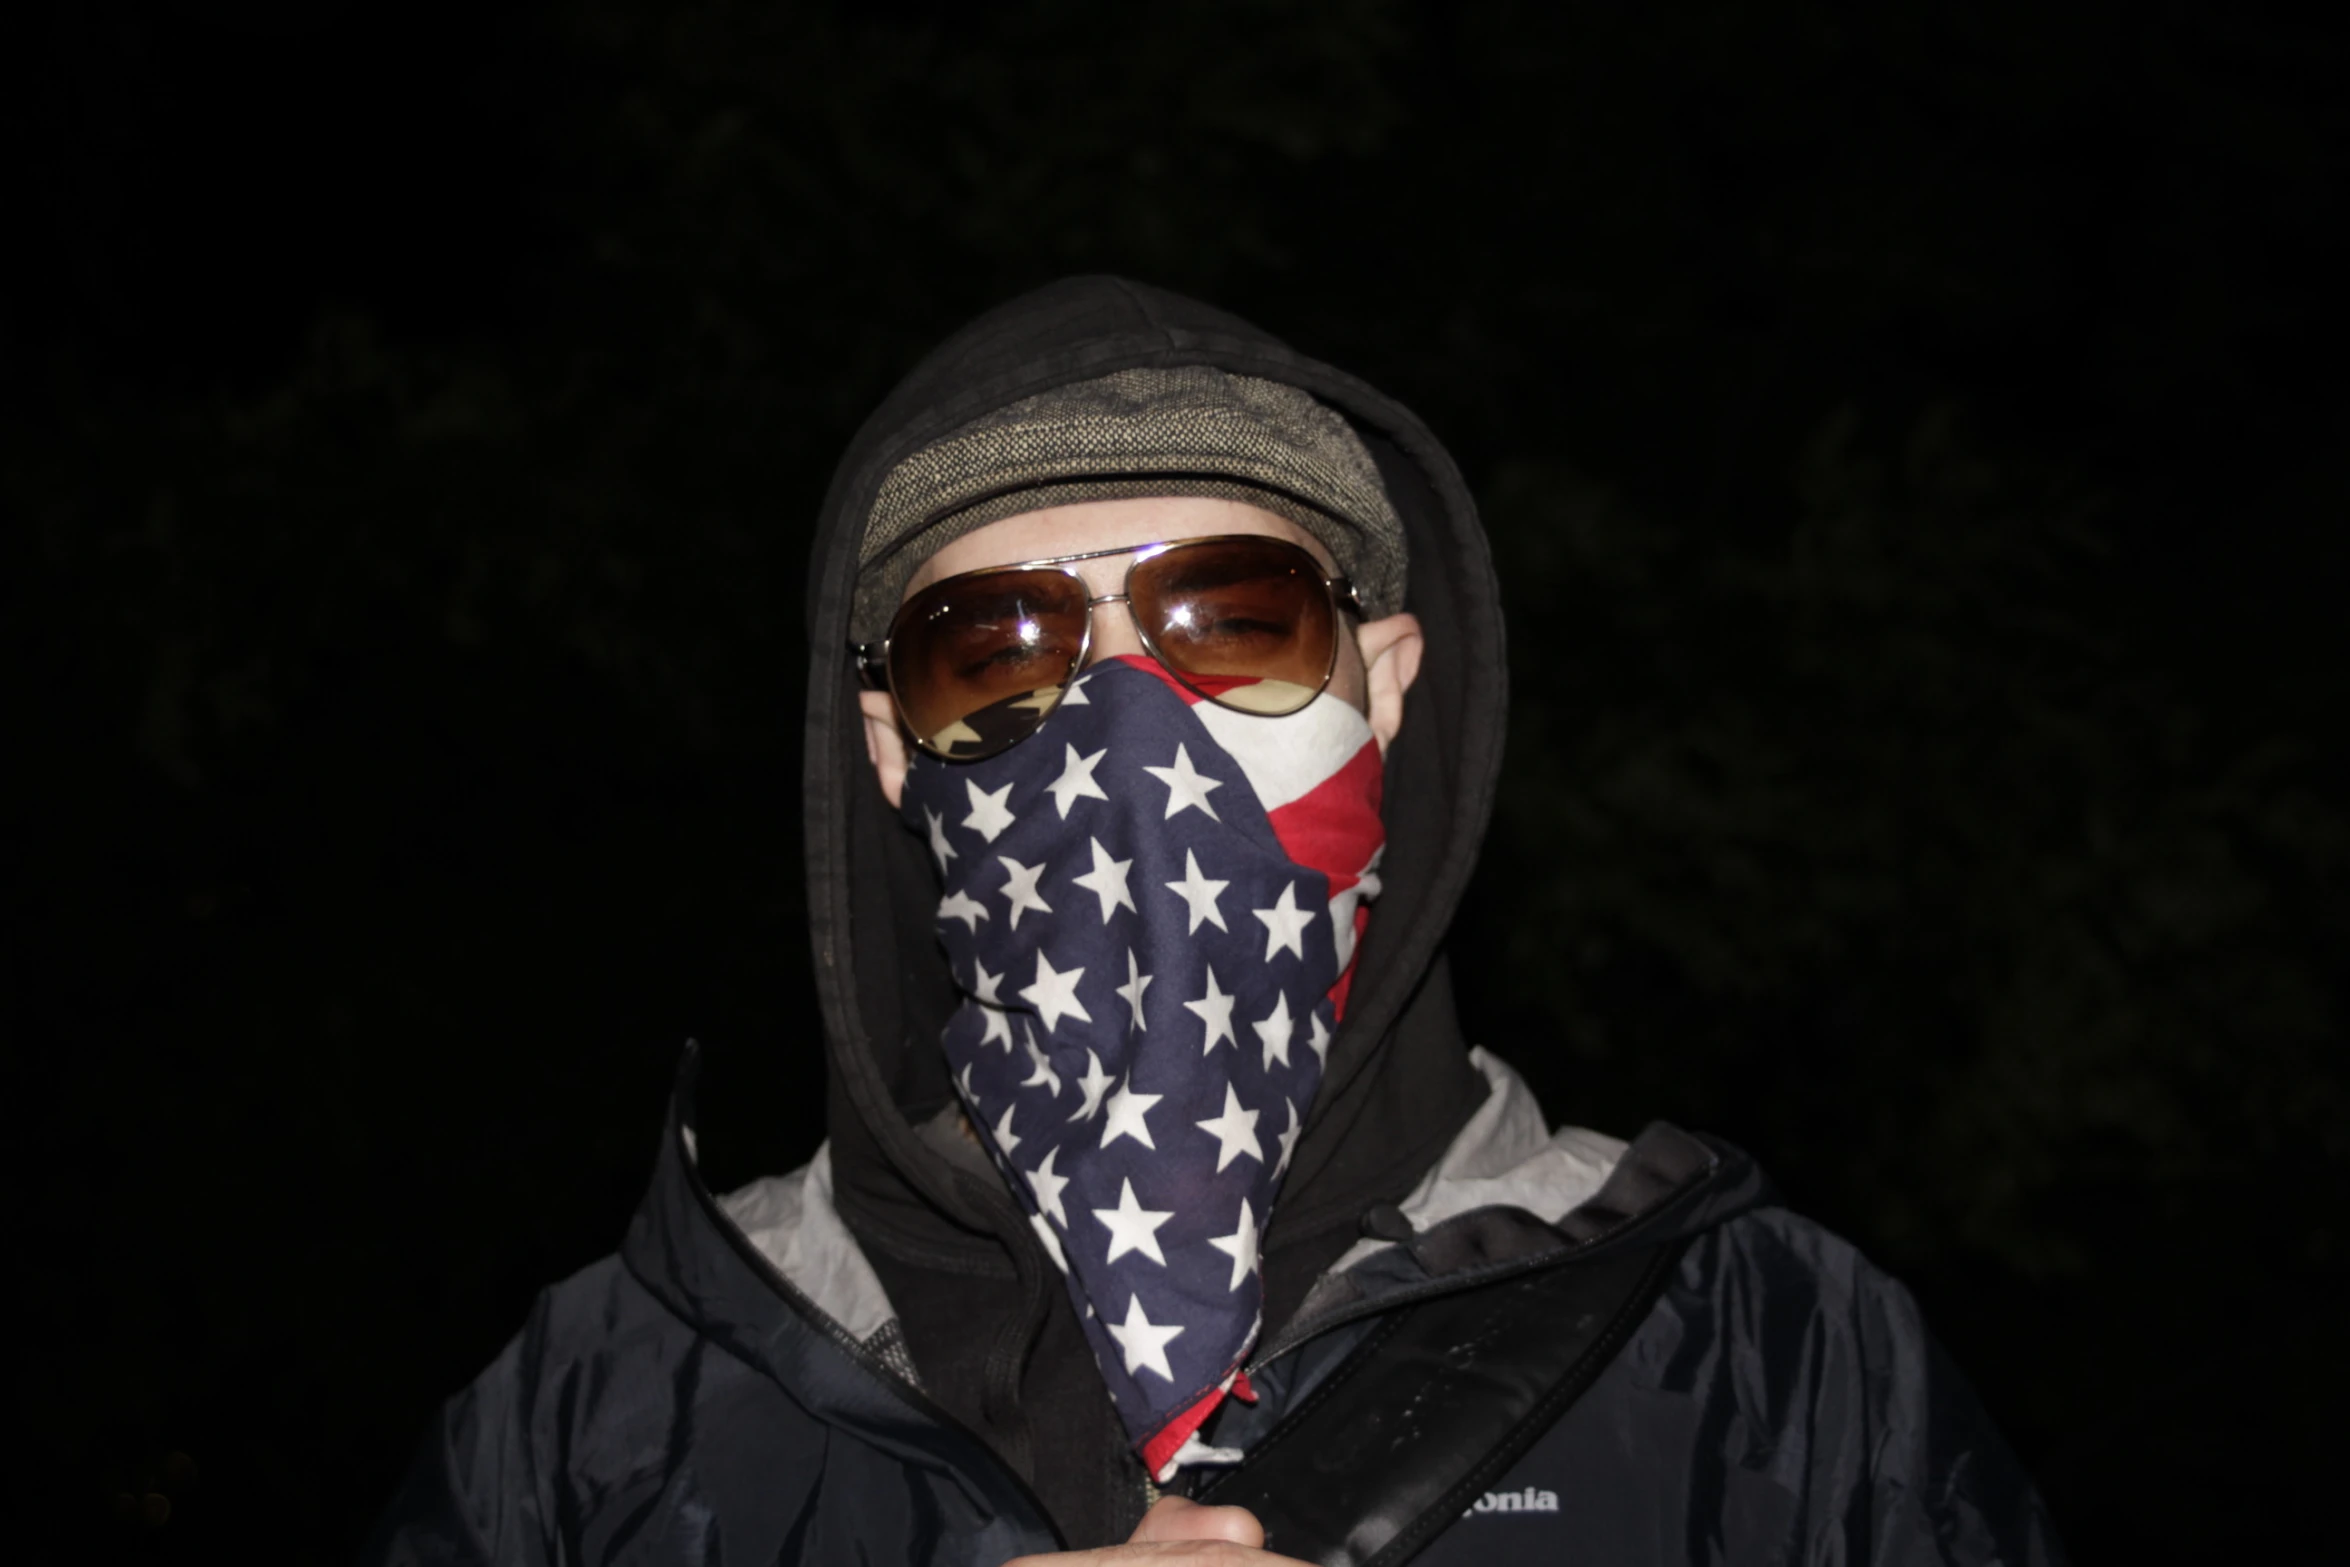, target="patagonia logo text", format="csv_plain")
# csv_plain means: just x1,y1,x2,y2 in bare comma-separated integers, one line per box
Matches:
1462,1487,1560,1517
